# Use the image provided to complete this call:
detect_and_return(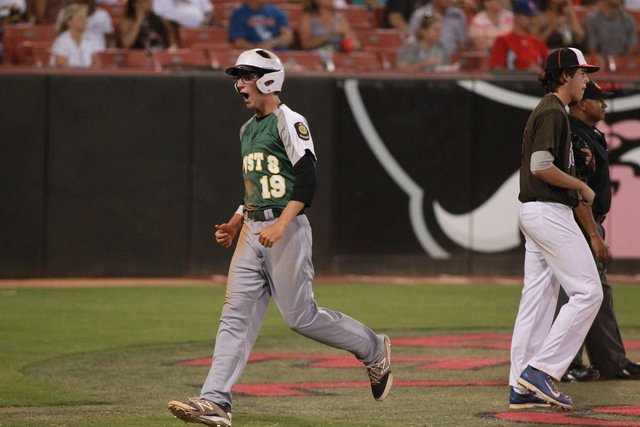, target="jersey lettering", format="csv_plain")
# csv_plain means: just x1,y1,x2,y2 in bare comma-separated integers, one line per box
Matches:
267,155,280,174
243,152,267,174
